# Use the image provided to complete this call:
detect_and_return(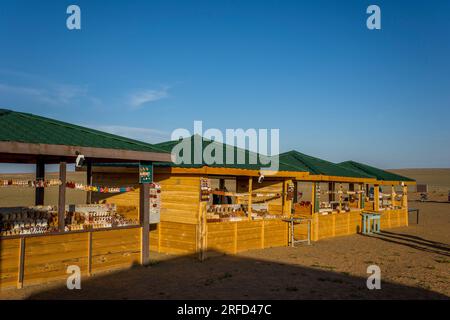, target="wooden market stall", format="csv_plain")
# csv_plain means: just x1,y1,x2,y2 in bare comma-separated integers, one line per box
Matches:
90,137,417,259
90,136,310,258
0,109,171,289
338,161,416,230
277,151,416,241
